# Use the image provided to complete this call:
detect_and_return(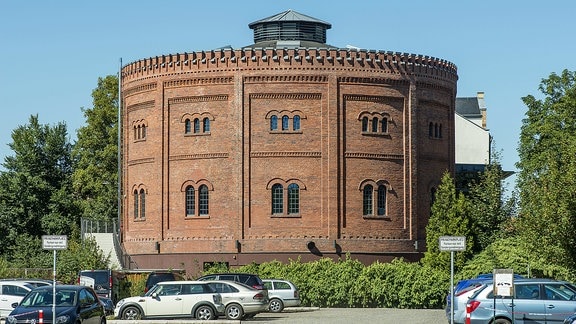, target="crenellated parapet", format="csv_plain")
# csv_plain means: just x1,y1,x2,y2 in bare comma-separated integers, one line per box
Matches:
121,47,458,84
